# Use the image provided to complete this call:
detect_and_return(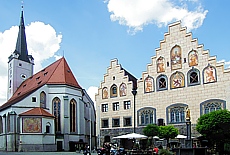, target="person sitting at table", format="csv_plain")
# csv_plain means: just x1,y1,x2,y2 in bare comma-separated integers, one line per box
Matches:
153,146,159,154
